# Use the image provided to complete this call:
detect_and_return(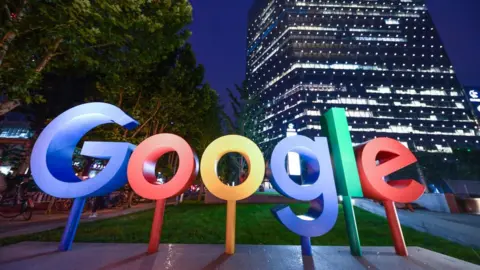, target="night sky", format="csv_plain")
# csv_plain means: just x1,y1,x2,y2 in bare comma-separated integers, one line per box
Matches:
189,1,480,114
